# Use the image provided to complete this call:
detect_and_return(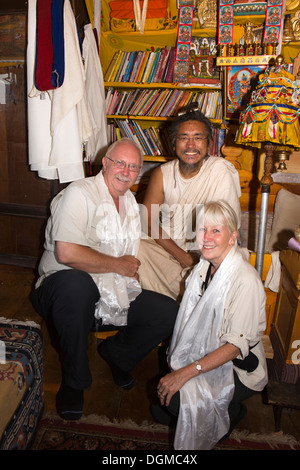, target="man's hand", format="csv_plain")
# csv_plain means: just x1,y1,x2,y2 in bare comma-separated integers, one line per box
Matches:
56,241,140,279
177,250,199,269
116,255,141,279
